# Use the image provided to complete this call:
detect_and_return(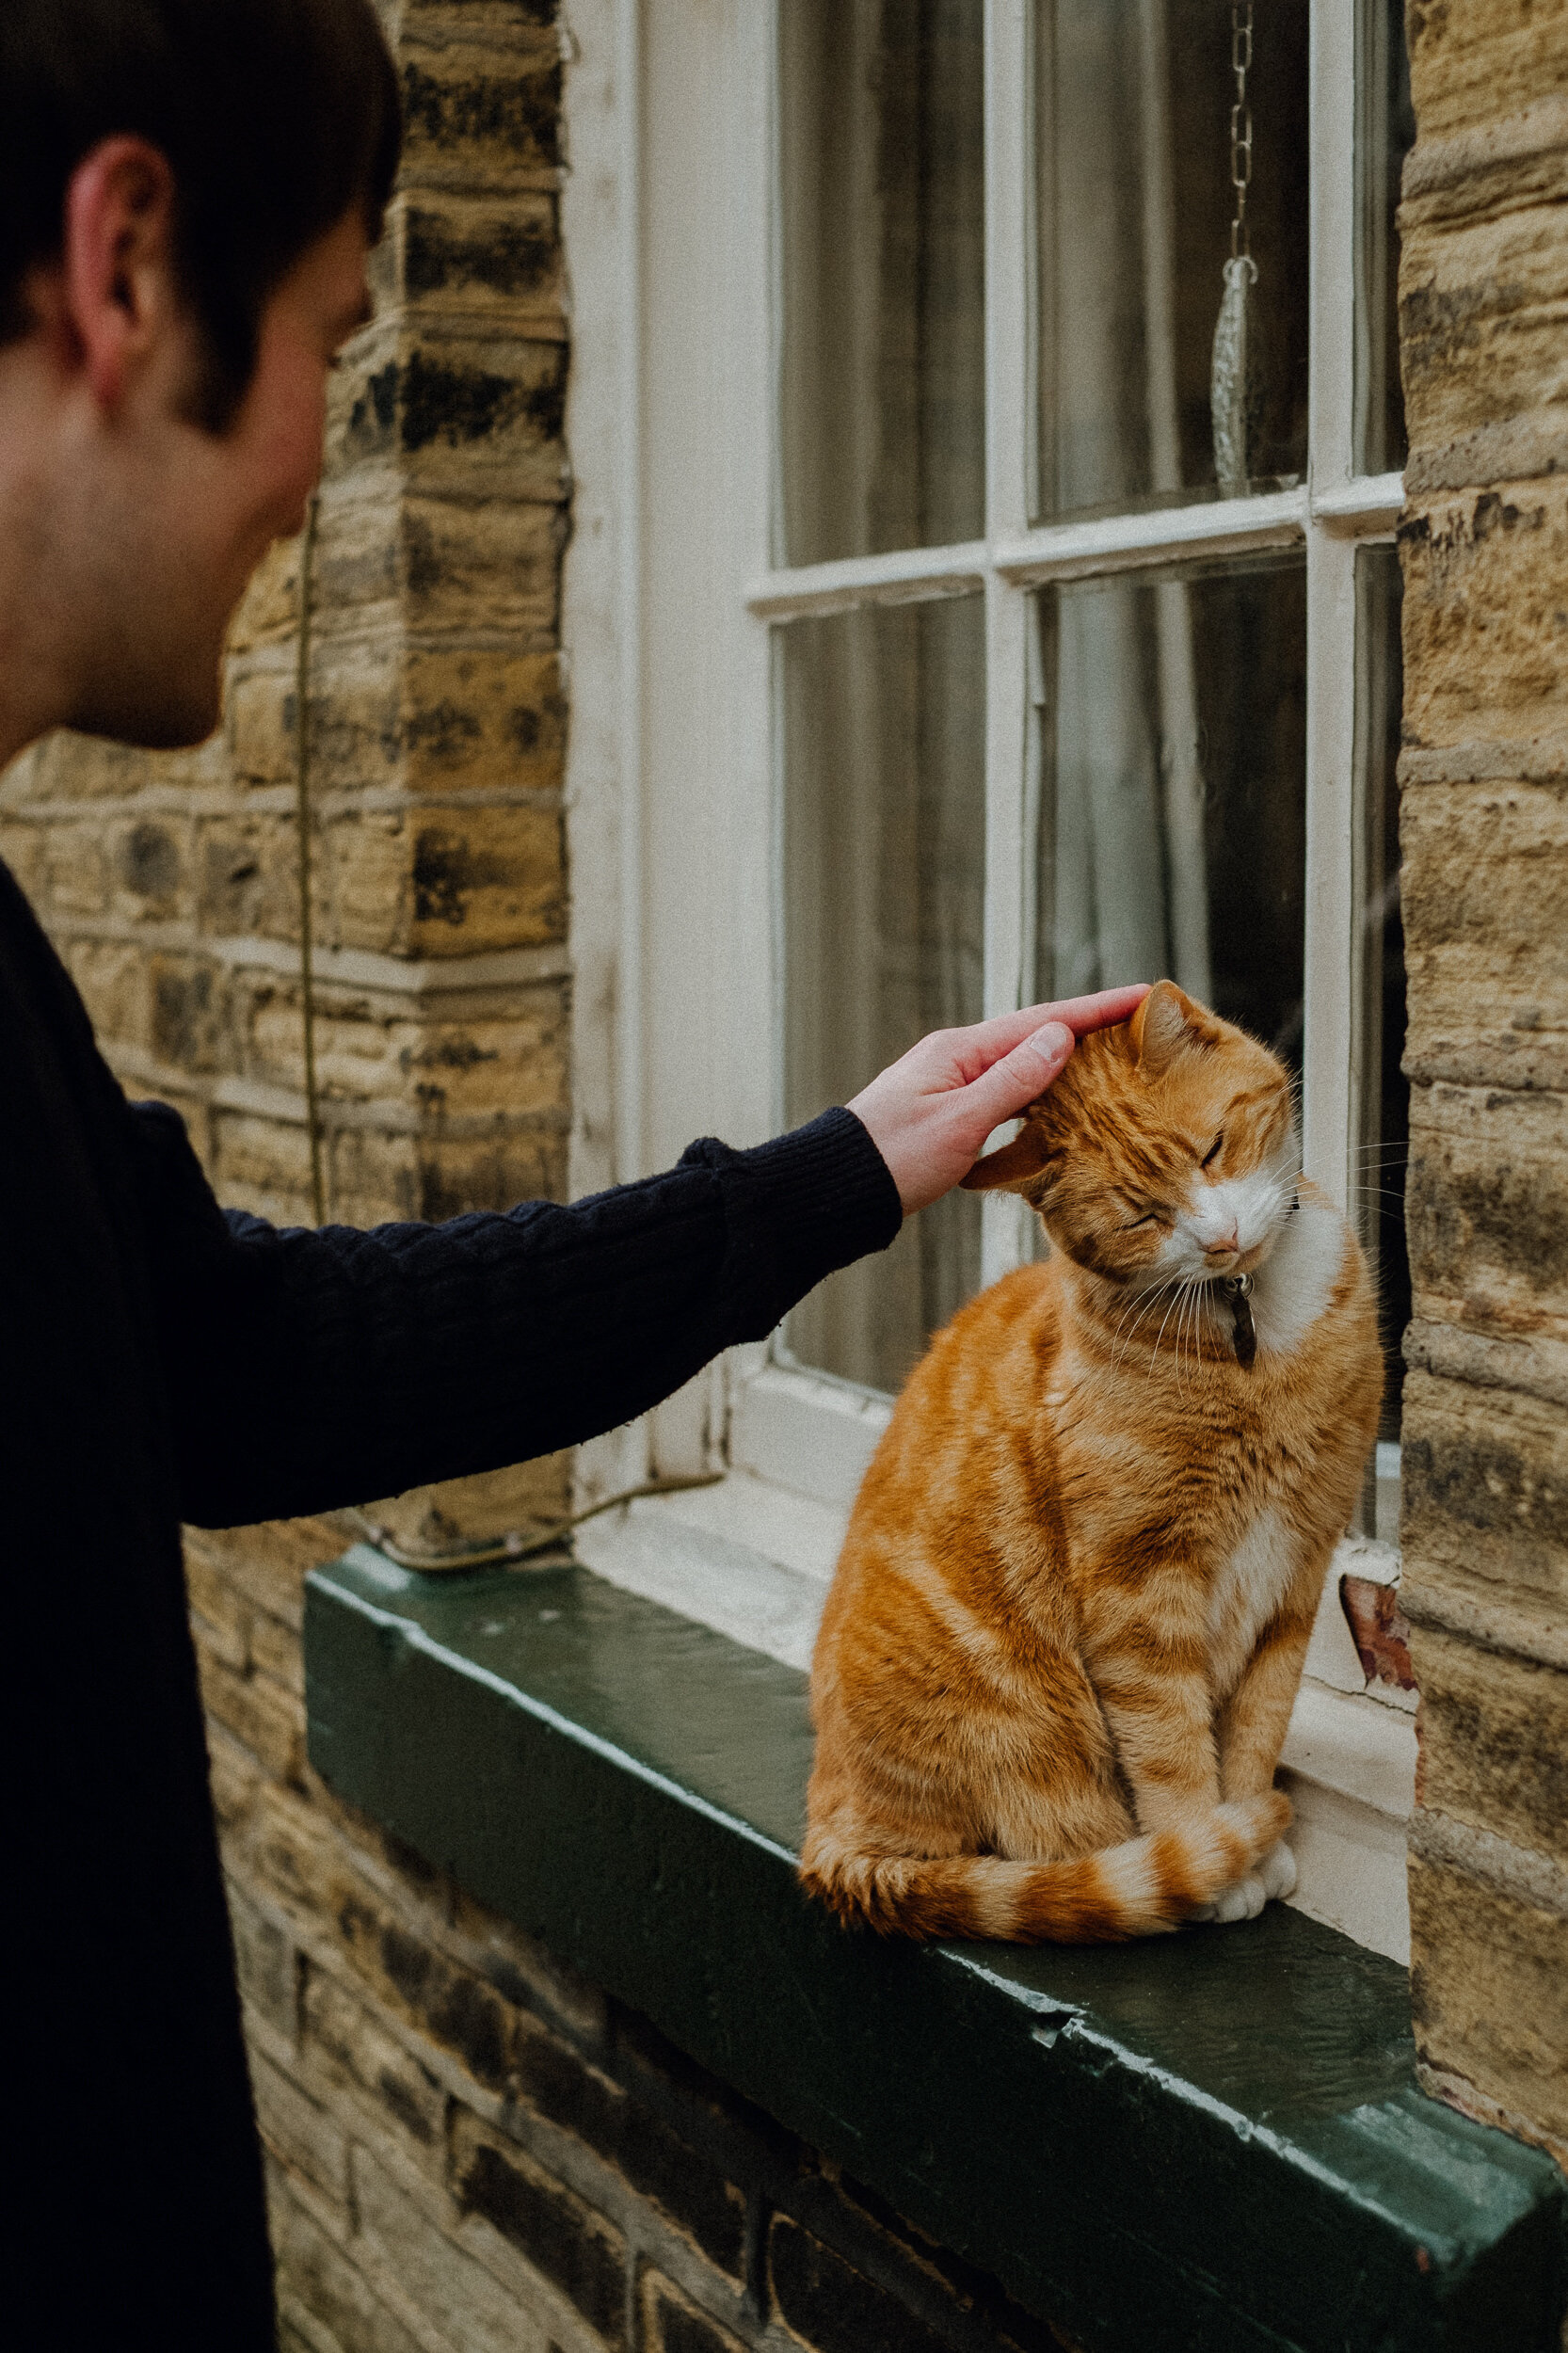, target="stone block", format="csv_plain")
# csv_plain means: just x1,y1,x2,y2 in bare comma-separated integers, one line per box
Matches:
230,537,306,654
407,1130,566,1221
301,1961,448,2166
408,808,566,952
44,819,112,917
352,2137,567,2353
149,952,238,1076
1400,197,1568,451
1400,1368,1568,1609
1409,1849,1568,2152
212,1107,316,1225
399,37,563,193
227,1874,299,2040
332,332,568,502
1410,1622,1568,1858
195,1634,307,1785
63,937,152,1053
207,1720,264,1835
109,812,194,924
403,648,566,794
447,2108,627,2347
503,2009,745,2278
252,2044,352,2204
639,2273,746,2353
196,814,304,940
0,815,47,904
401,492,565,642
1406,1,1568,143
184,1518,326,1638
1400,478,1568,749
398,189,562,322
251,1605,306,1697
1406,1080,1568,1330
268,2163,430,2353
186,1541,251,1672
767,2216,952,2353
1401,778,1568,1077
